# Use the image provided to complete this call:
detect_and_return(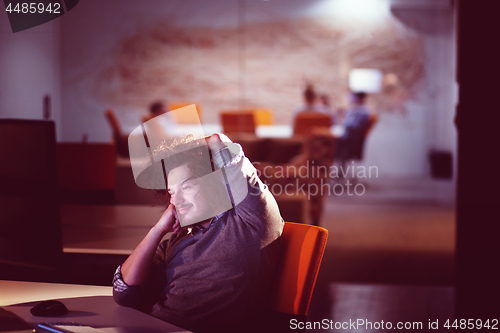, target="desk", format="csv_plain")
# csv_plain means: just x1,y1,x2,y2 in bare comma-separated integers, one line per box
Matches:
255,124,344,138
170,124,344,138
124,124,344,139
58,205,168,285
61,205,164,255
1,280,190,332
